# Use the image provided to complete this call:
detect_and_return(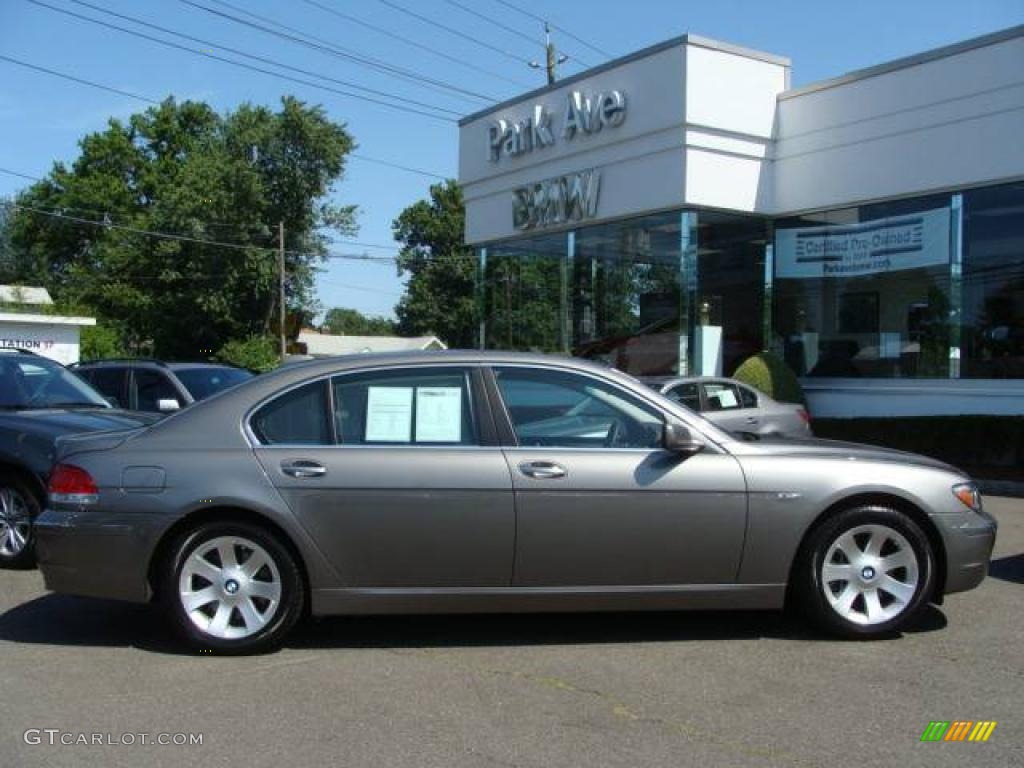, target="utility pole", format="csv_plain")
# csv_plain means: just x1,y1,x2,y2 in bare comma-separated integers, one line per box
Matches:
278,221,286,361
529,22,568,86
